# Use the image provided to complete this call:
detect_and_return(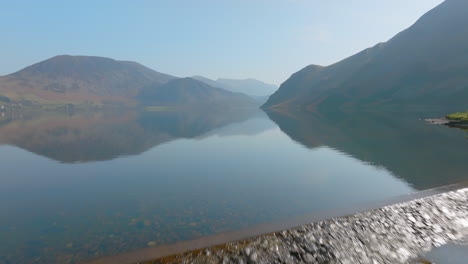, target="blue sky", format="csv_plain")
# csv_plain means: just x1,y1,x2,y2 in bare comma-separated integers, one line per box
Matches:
1,0,443,85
